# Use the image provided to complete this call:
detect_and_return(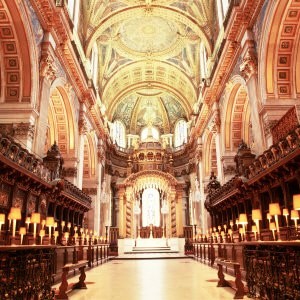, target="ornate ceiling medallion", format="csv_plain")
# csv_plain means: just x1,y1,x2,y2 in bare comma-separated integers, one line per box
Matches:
118,16,181,57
